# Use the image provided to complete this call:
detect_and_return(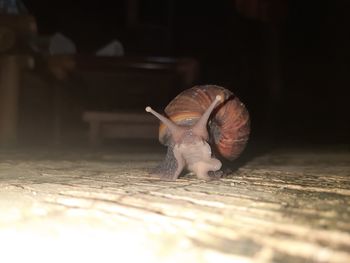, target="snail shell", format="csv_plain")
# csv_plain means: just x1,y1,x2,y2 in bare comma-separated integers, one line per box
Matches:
159,85,250,160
